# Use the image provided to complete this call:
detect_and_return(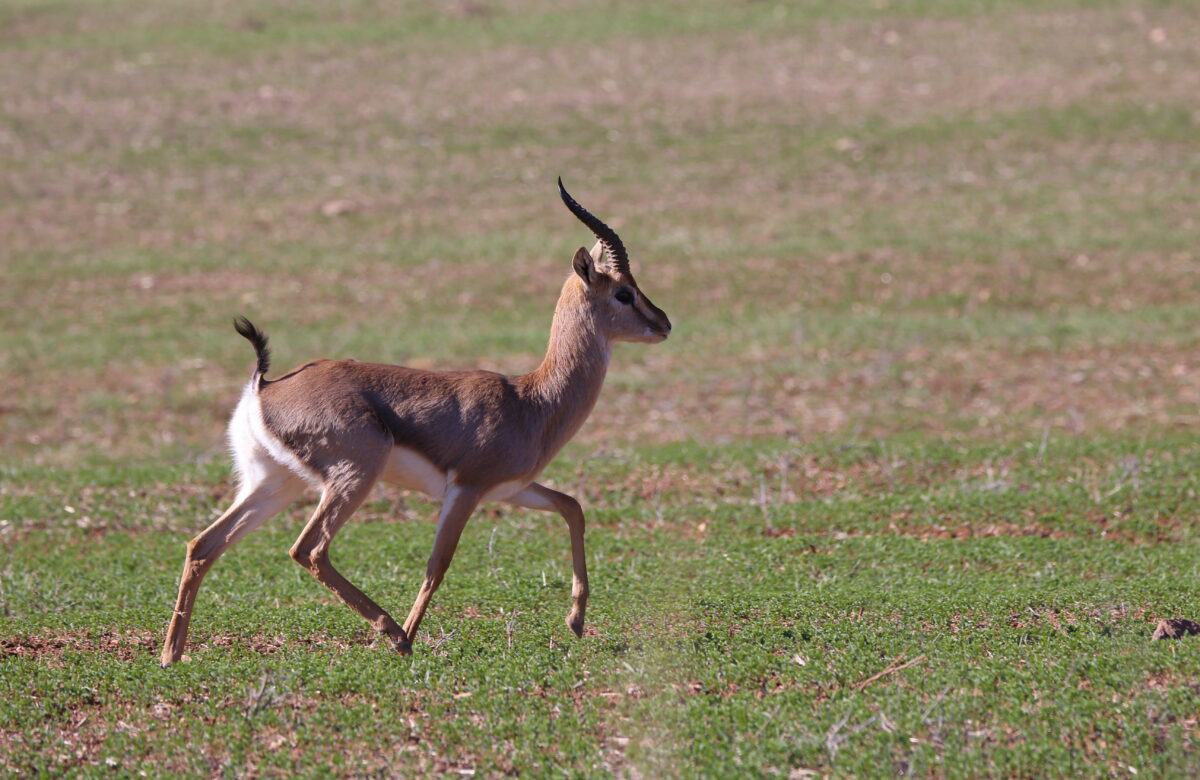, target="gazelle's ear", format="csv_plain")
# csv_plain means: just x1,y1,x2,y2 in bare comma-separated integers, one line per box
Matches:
572,246,596,286
589,240,605,267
